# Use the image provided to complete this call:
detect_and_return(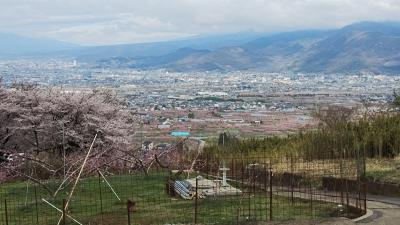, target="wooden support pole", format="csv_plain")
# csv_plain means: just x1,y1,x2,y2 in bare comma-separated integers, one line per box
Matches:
56,132,98,225
42,199,82,225
98,170,120,201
